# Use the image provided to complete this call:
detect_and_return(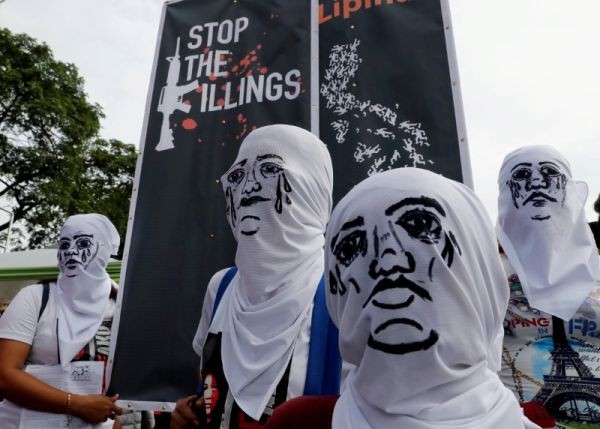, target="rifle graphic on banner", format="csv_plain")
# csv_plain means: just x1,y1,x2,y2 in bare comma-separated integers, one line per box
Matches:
155,37,199,152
